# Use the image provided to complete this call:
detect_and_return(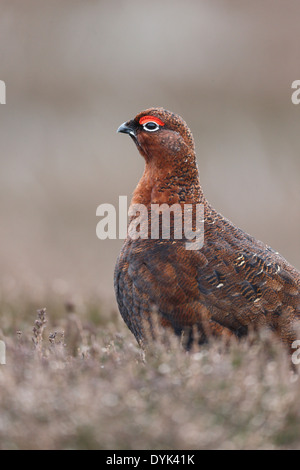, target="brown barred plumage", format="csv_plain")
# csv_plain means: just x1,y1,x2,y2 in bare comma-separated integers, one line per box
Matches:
114,108,300,352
